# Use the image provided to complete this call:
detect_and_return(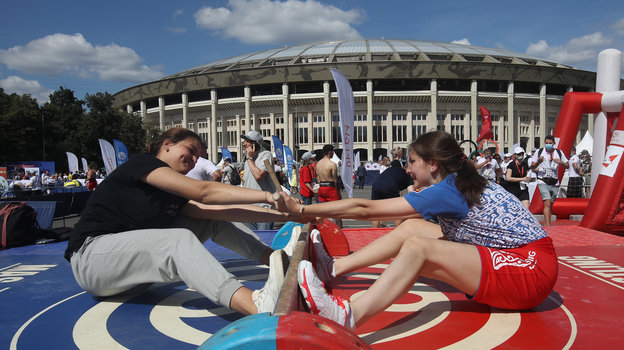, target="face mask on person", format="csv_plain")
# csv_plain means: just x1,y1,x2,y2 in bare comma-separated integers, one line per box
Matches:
516,154,524,160
545,144,554,151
